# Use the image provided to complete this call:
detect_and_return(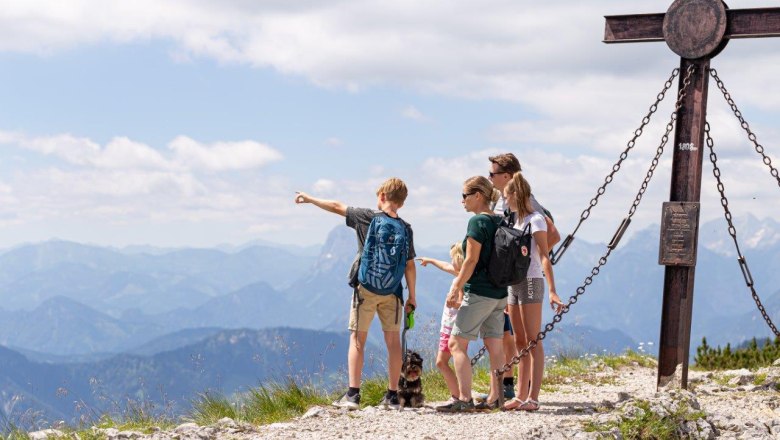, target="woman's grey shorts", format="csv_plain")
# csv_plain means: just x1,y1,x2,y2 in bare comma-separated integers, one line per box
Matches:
508,278,544,305
451,291,507,340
